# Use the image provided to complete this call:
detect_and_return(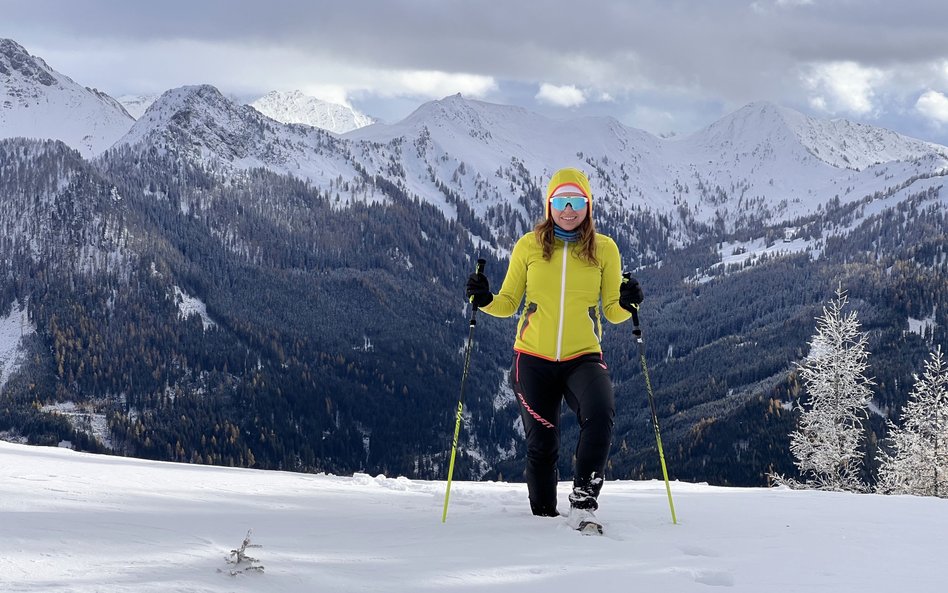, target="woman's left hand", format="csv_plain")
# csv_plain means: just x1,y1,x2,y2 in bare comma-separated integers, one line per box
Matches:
619,273,643,312
465,272,493,308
